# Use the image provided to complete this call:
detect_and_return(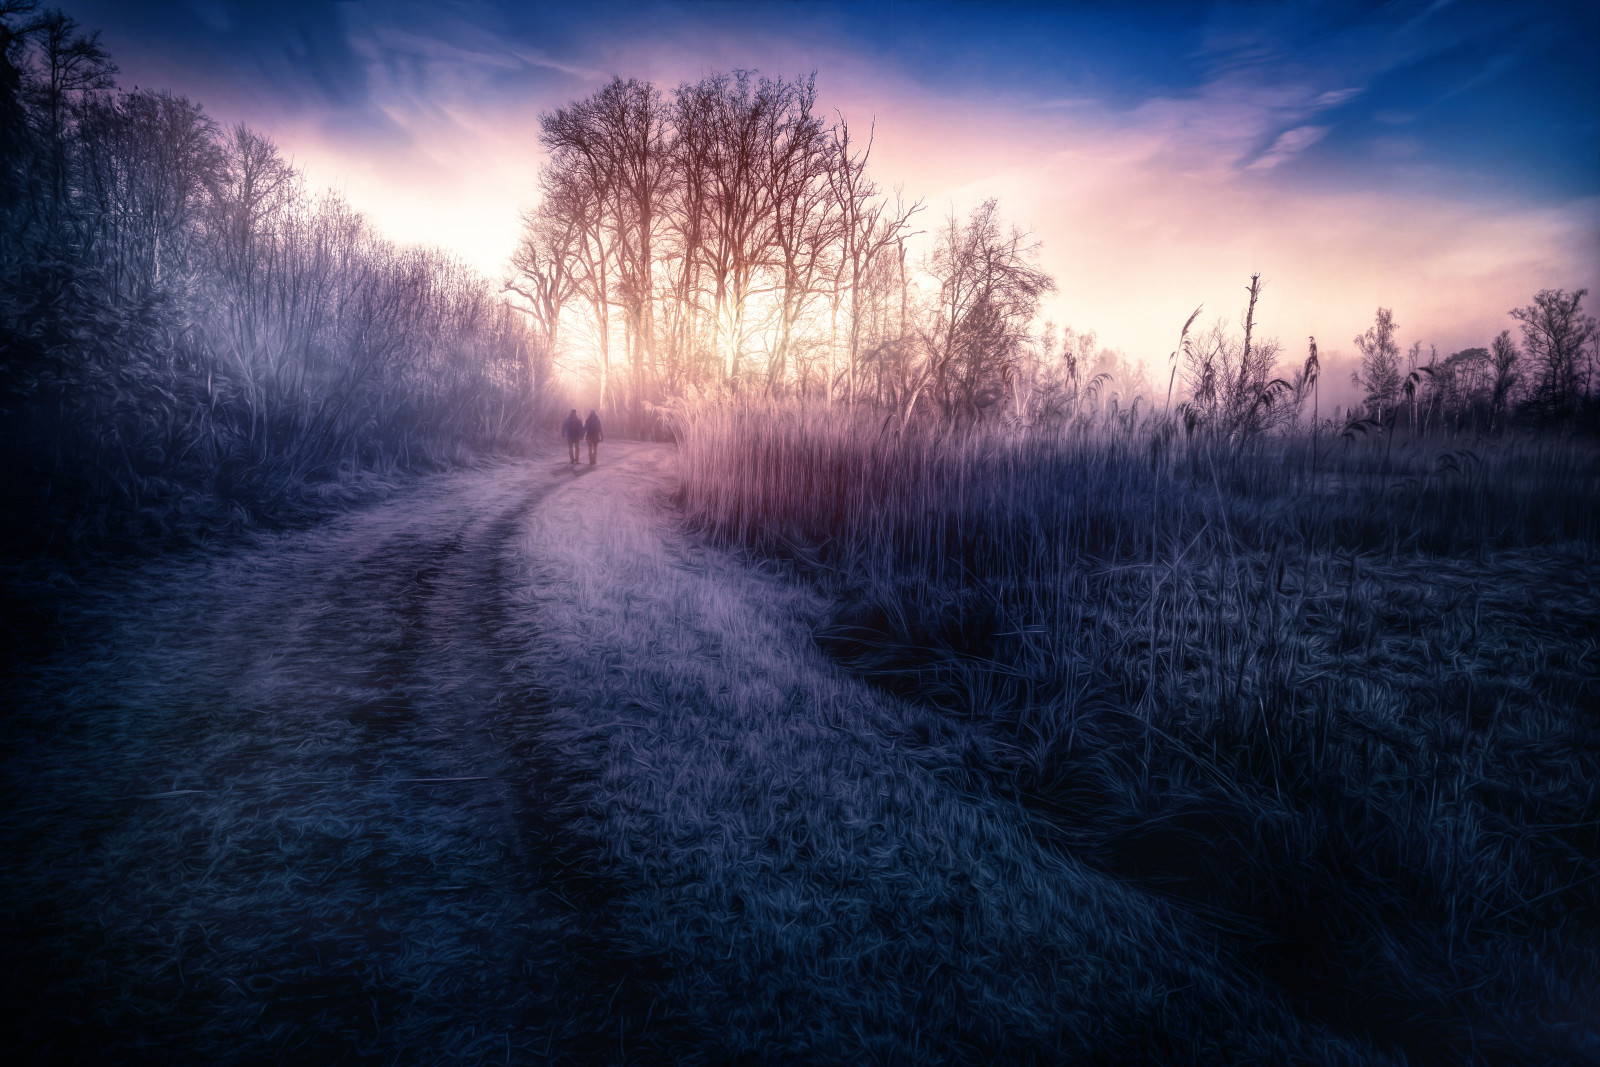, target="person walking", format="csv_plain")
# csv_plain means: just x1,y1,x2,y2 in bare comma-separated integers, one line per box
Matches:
561,408,583,465
584,409,603,466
